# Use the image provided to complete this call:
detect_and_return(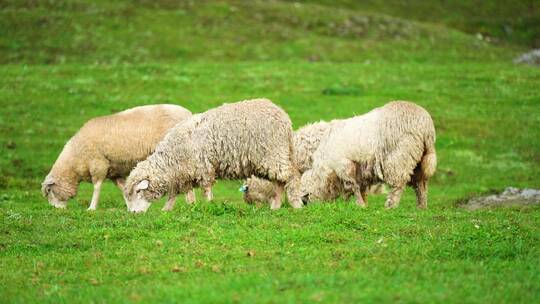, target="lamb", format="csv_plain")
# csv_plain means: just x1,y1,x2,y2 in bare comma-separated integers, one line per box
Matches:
41,104,193,211
300,101,437,209
240,120,385,205
123,98,304,213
